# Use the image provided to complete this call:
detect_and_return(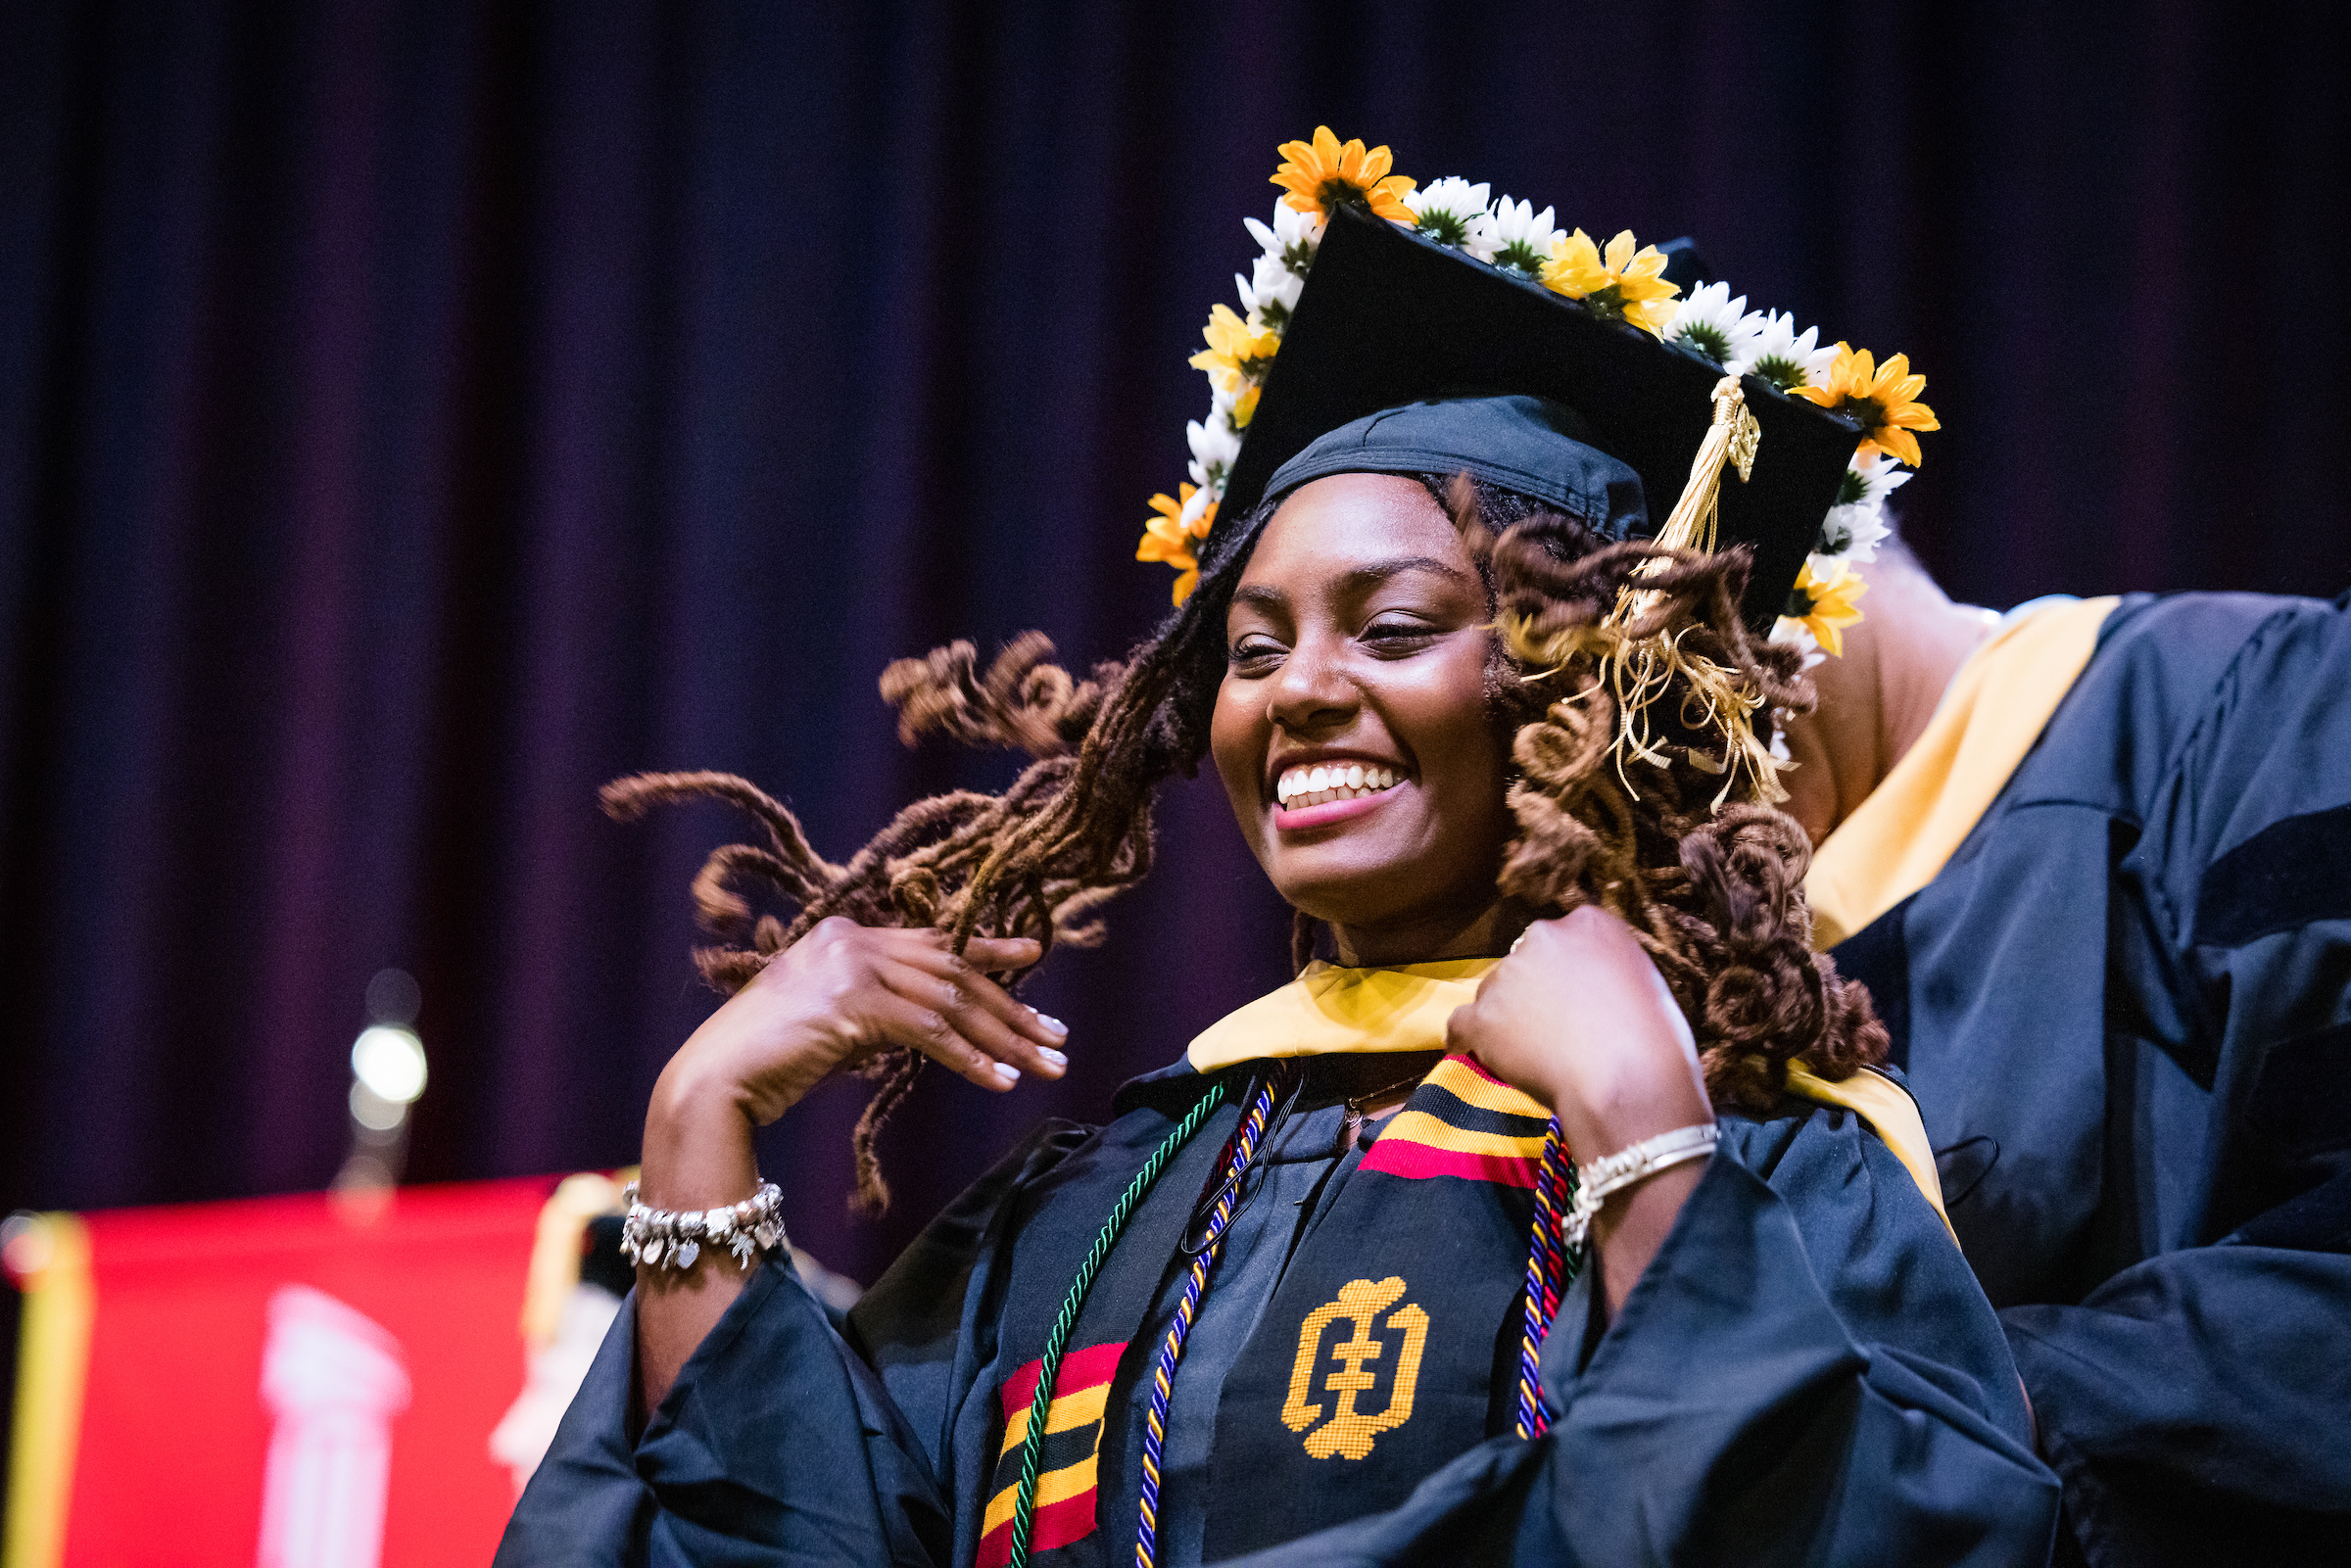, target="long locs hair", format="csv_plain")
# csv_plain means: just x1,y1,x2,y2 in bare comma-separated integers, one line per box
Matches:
606,477,1884,1213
